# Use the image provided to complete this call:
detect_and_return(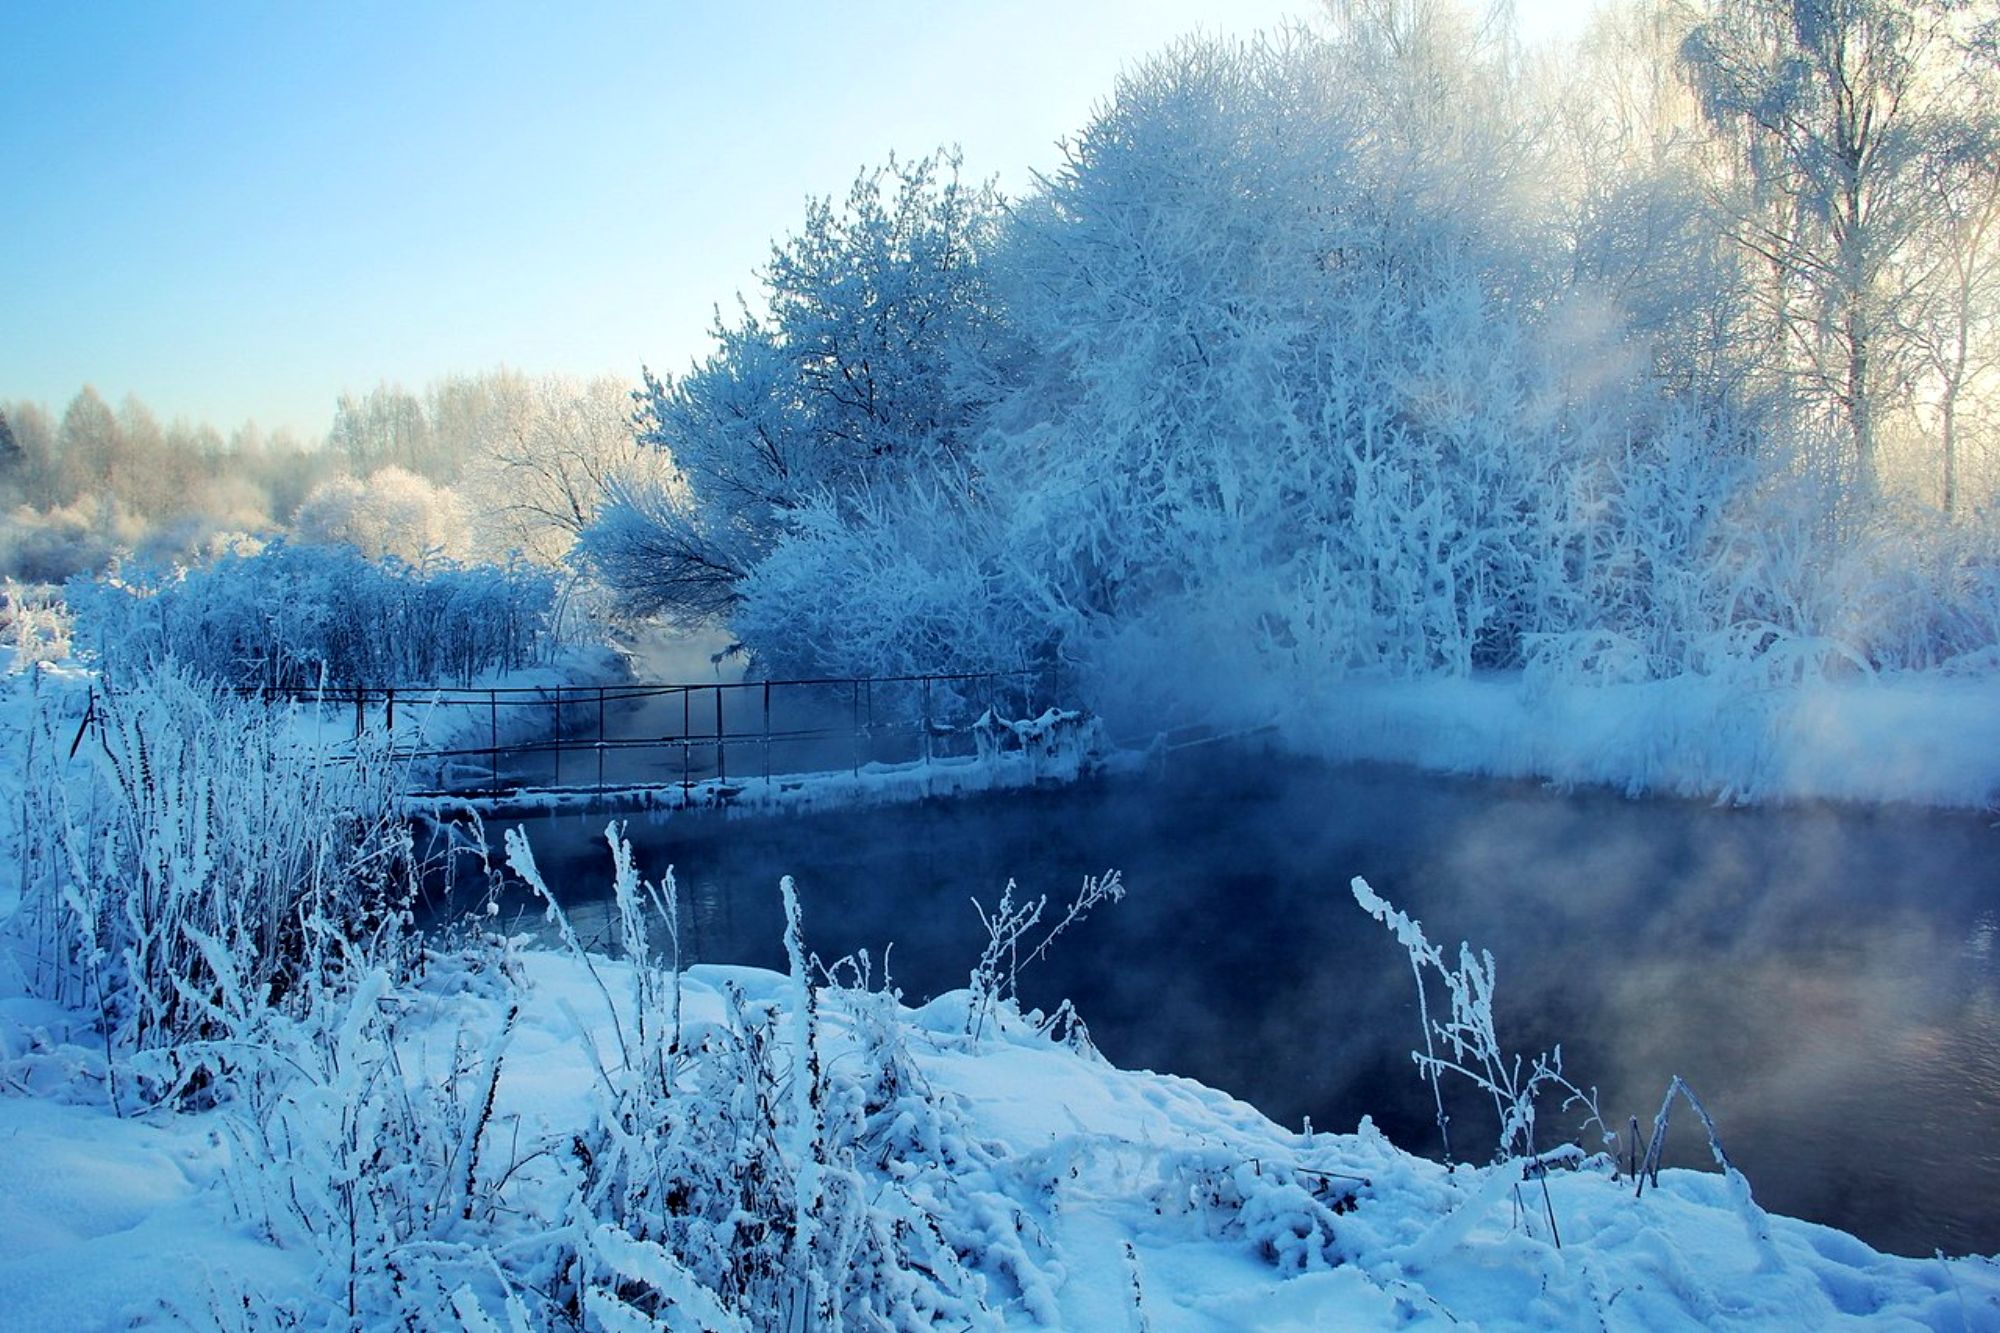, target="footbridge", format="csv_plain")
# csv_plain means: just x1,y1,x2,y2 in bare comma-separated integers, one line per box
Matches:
251,668,1100,813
